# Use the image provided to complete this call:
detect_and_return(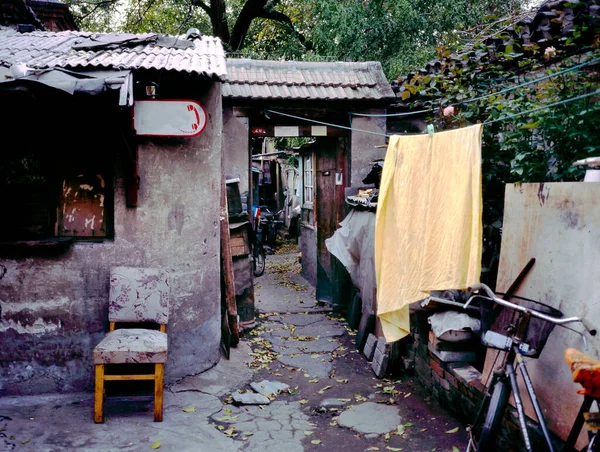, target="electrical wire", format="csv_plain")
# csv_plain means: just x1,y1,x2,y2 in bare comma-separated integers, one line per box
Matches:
482,89,600,125
264,109,391,138
266,88,600,138
350,55,600,118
